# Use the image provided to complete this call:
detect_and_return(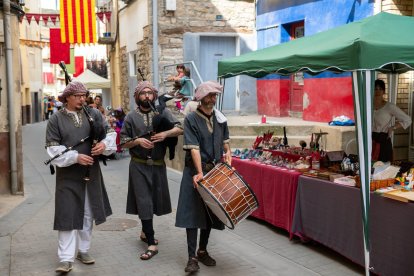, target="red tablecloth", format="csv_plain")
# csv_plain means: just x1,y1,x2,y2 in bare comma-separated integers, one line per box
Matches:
232,158,300,237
